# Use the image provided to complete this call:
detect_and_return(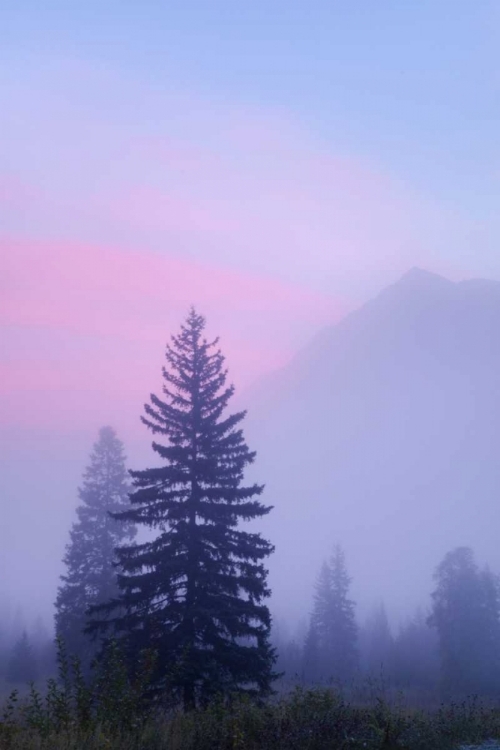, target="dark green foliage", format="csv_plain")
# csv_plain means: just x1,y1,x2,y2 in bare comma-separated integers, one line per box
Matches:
305,546,358,683
6,633,38,685
428,546,500,695
0,636,157,741
55,427,135,669
90,309,276,709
